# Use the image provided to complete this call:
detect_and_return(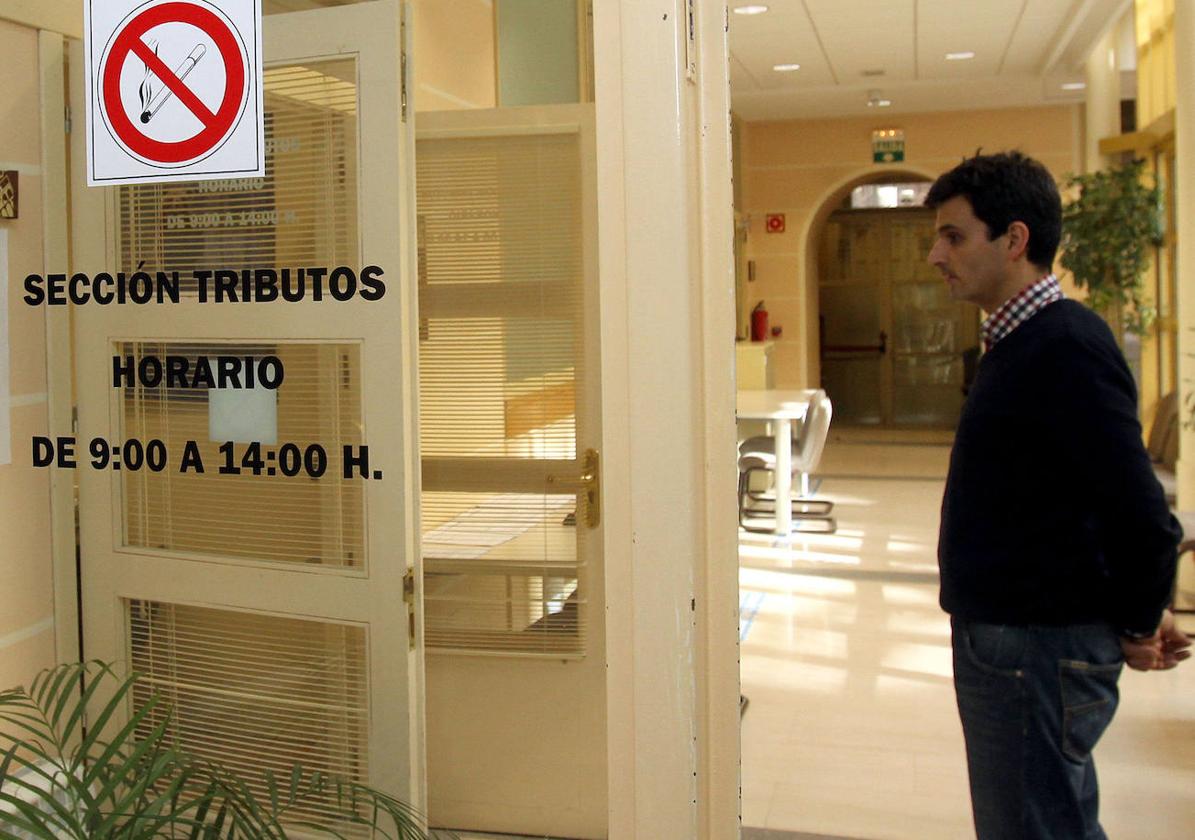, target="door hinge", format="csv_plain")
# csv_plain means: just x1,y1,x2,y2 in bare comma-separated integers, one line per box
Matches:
546,448,601,528
685,0,697,82
402,569,416,650
64,105,72,135
400,21,409,122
